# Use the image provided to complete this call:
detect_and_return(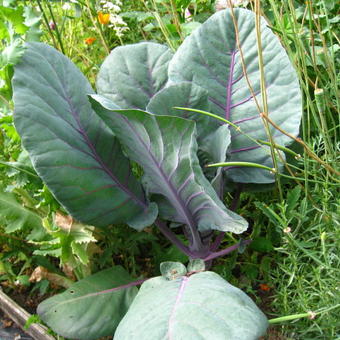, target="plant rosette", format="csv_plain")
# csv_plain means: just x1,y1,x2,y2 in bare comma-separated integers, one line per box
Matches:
12,8,301,340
